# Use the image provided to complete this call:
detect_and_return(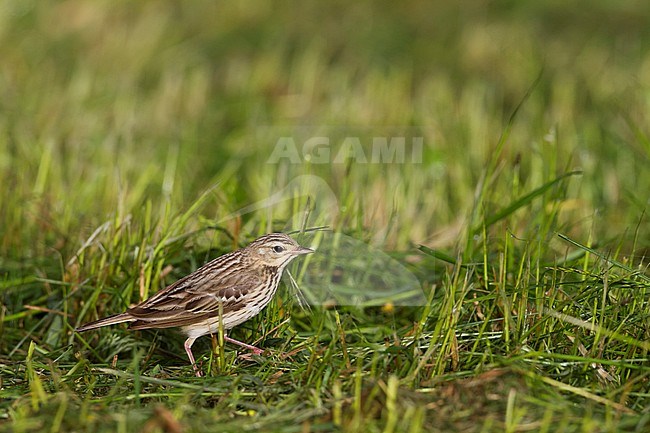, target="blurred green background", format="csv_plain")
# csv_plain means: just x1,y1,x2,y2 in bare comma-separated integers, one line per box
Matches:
1,0,648,258
1,1,650,432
